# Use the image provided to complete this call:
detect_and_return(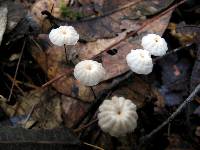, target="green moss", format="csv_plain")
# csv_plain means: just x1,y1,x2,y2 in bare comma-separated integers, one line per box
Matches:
59,0,84,20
